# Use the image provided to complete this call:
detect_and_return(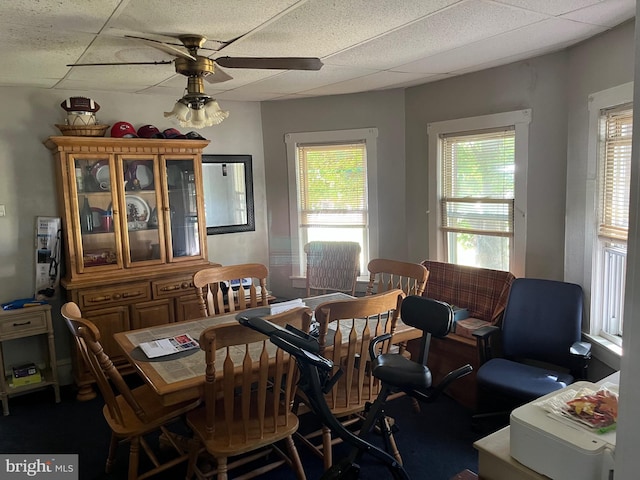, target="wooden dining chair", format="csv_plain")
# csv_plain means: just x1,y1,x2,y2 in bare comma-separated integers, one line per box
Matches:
294,289,405,470
365,258,429,297
185,307,312,480
304,241,361,297
61,302,200,480
365,258,430,357
193,263,269,317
